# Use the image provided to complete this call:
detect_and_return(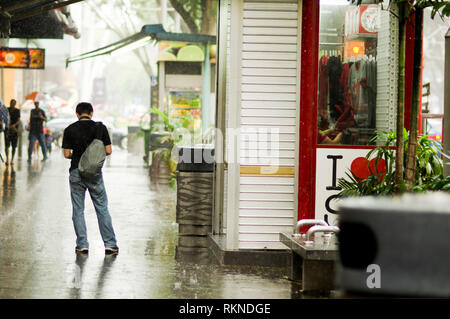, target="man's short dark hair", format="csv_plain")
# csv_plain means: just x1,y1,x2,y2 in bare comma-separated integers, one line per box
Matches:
76,102,93,115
